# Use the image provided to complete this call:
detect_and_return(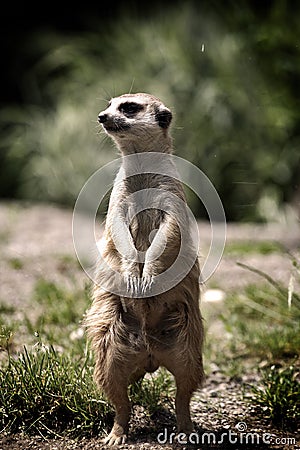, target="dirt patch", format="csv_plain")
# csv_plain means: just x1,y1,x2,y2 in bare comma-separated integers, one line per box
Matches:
1,373,298,449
